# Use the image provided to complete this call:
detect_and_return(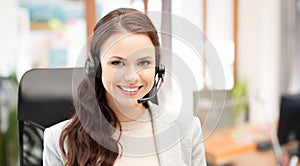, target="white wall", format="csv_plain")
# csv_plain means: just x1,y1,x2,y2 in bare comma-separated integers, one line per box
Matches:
0,0,18,9
172,0,282,124
238,0,281,123
0,0,31,80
